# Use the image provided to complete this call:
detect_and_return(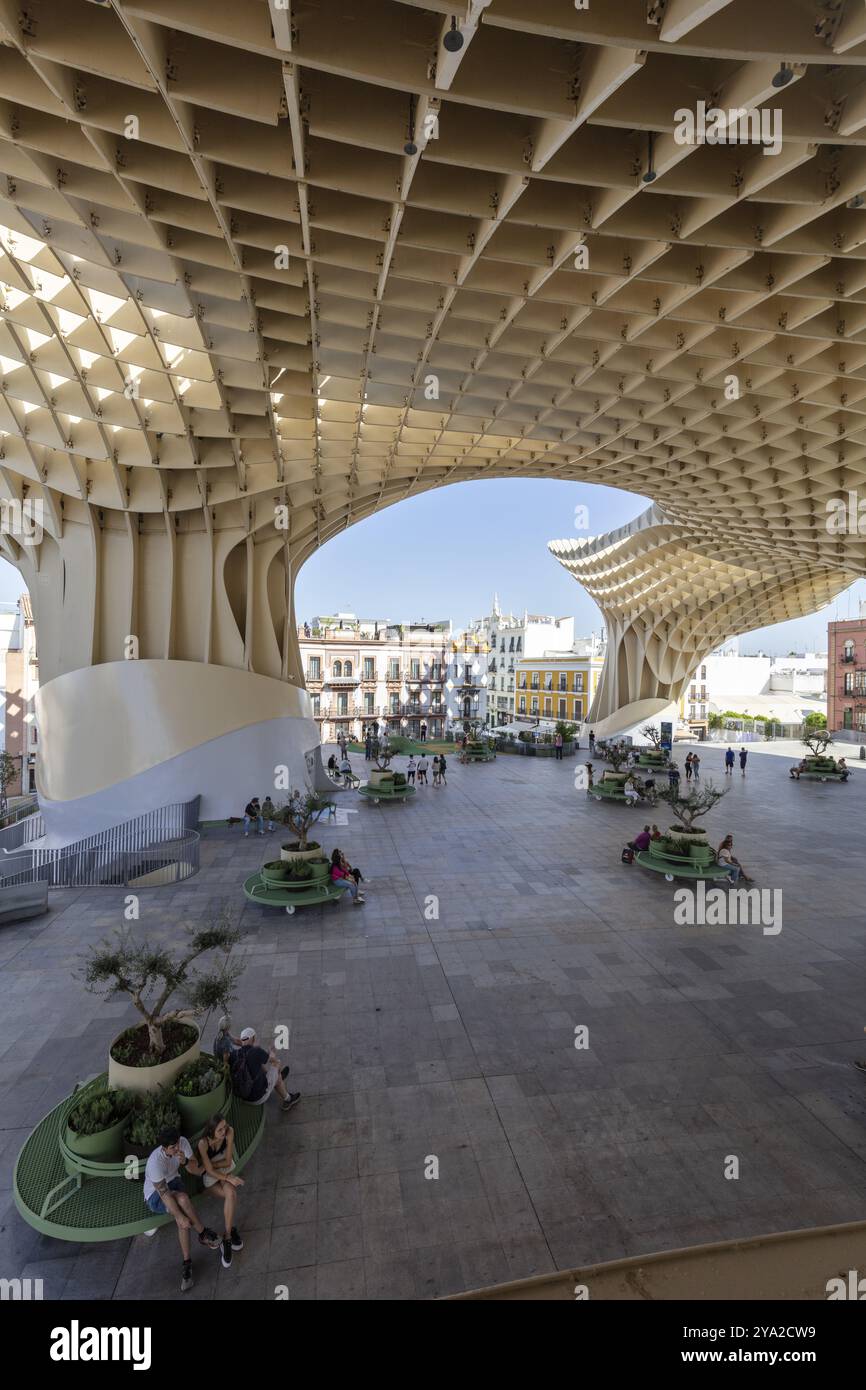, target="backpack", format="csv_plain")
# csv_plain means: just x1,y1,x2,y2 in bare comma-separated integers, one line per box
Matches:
229,1047,257,1101
621,846,635,864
